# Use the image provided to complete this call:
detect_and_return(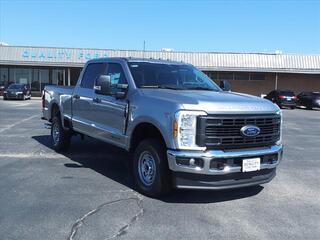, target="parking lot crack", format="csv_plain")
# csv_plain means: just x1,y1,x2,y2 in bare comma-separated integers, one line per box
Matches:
68,192,144,240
